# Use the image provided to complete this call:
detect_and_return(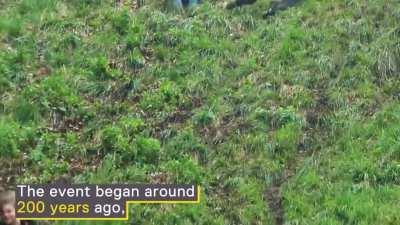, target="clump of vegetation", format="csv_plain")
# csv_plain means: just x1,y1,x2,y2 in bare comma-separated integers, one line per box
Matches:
101,125,131,154
136,136,161,164
0,120,20,158
193,107,216,127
